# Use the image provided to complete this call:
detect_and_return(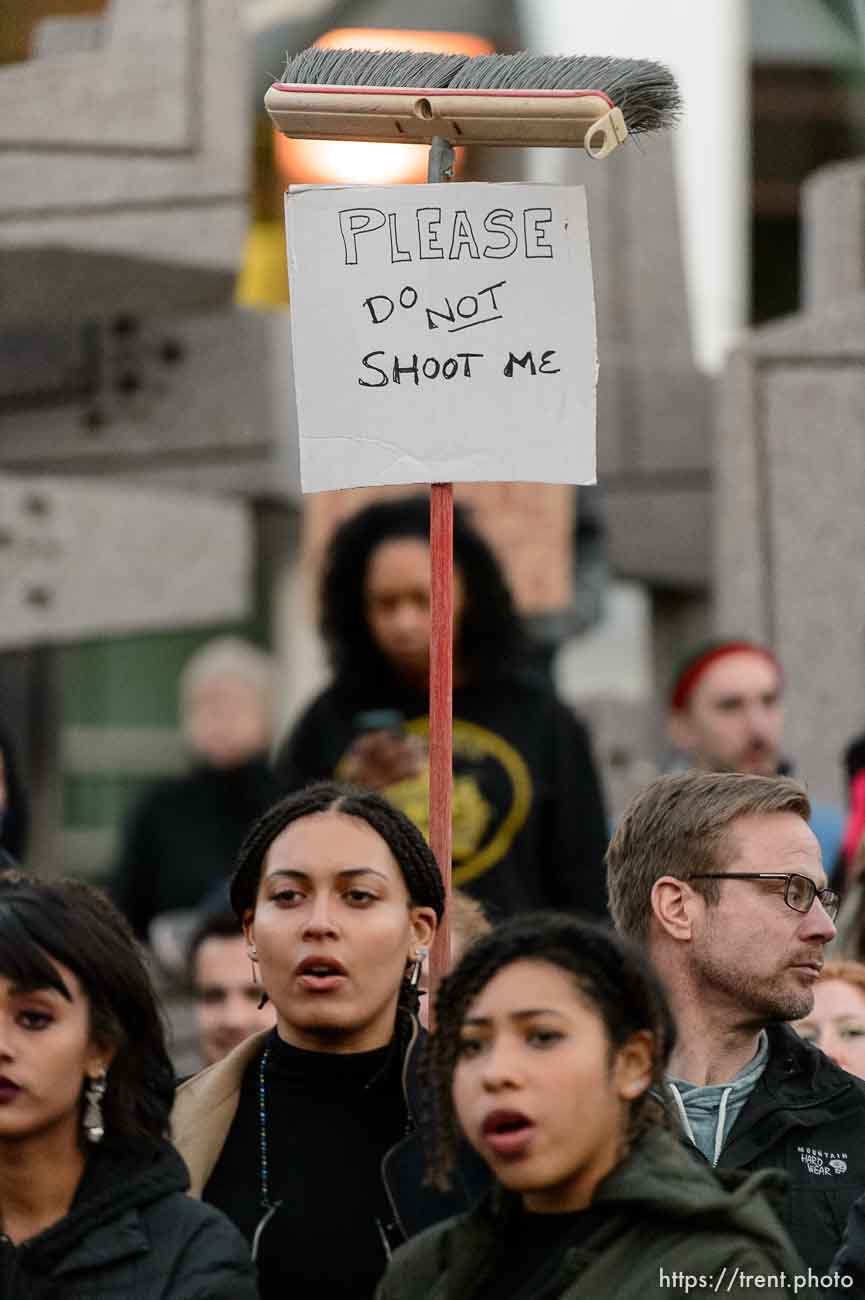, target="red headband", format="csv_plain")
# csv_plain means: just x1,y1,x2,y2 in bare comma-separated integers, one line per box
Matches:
671,642,782,711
